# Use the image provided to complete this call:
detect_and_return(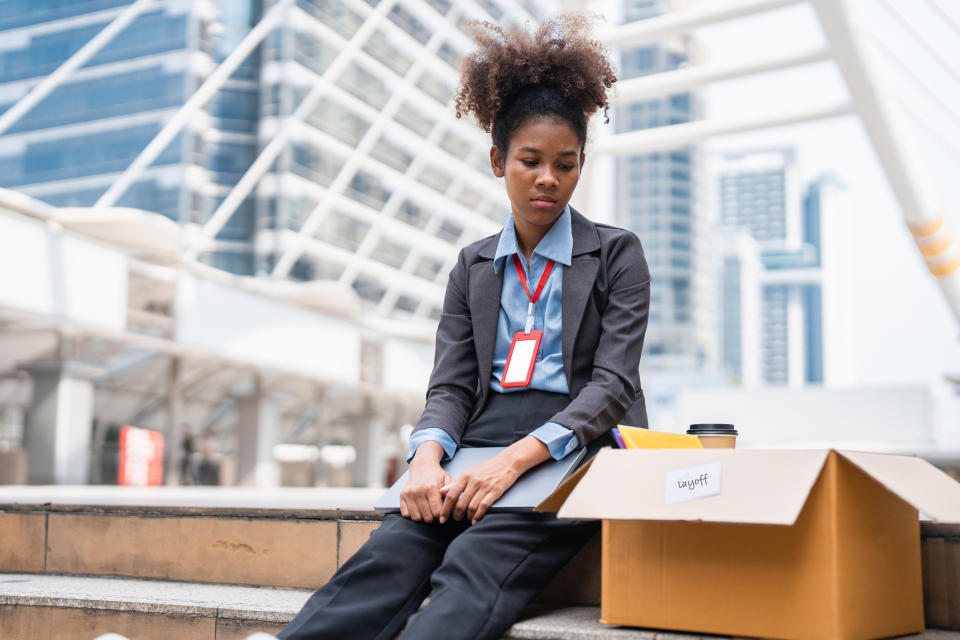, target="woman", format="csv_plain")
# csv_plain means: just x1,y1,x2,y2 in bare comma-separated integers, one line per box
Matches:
279,14,650,640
